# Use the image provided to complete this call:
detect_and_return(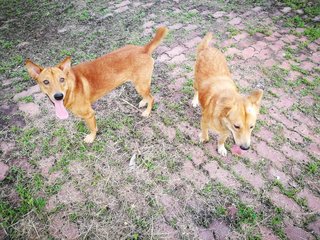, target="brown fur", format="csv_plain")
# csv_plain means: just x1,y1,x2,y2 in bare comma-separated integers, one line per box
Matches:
192,33,263,156
26,27,168,143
